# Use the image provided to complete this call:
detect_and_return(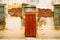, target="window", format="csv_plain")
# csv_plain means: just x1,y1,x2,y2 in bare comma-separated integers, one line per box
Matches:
54,5,60,26
24,7,36,12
